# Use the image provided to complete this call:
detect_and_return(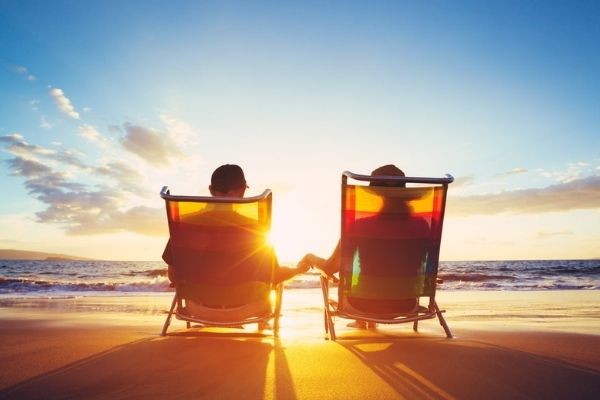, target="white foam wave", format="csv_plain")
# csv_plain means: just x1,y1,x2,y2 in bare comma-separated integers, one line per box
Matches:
114,277,172,292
